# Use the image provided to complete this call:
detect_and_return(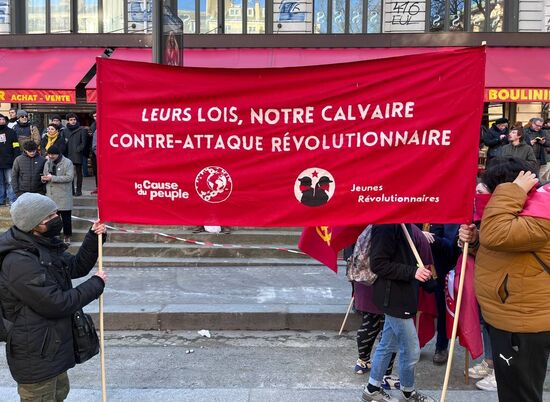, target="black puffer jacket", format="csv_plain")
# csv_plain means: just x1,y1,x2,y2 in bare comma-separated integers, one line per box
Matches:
64,124,87,164
370,224,419,319
11,153,46,197
0,227,105,384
